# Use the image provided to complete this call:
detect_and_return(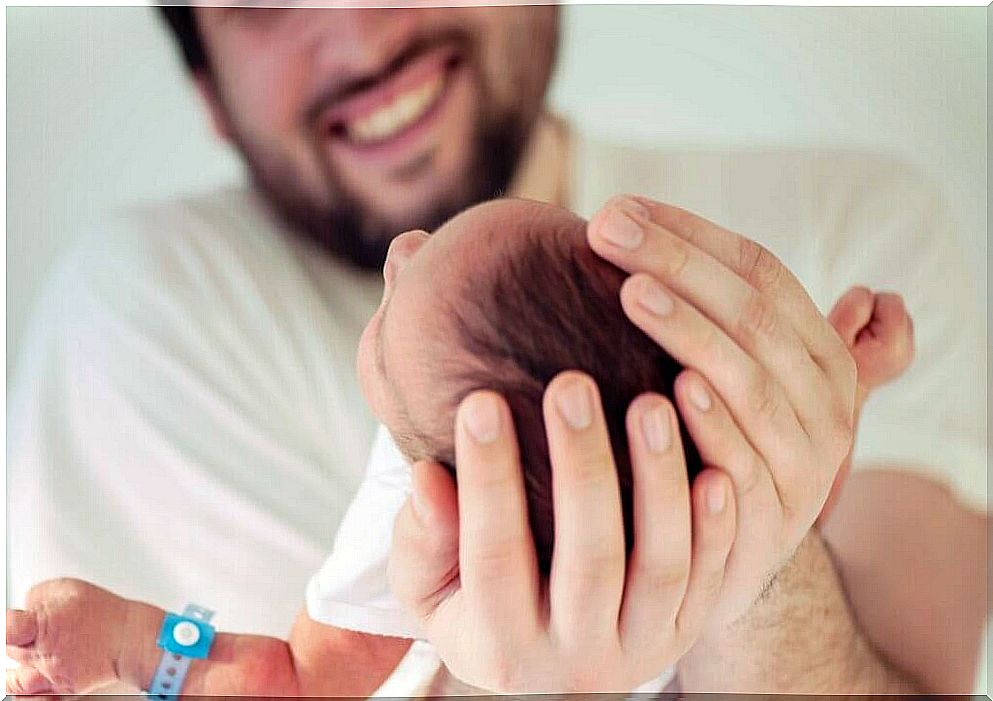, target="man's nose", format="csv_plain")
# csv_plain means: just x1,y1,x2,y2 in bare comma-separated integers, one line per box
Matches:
309,9,422,84
384,230,429,286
